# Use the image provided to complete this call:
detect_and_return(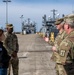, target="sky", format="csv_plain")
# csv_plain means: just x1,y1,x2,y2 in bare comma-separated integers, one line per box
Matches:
0,0,74,32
